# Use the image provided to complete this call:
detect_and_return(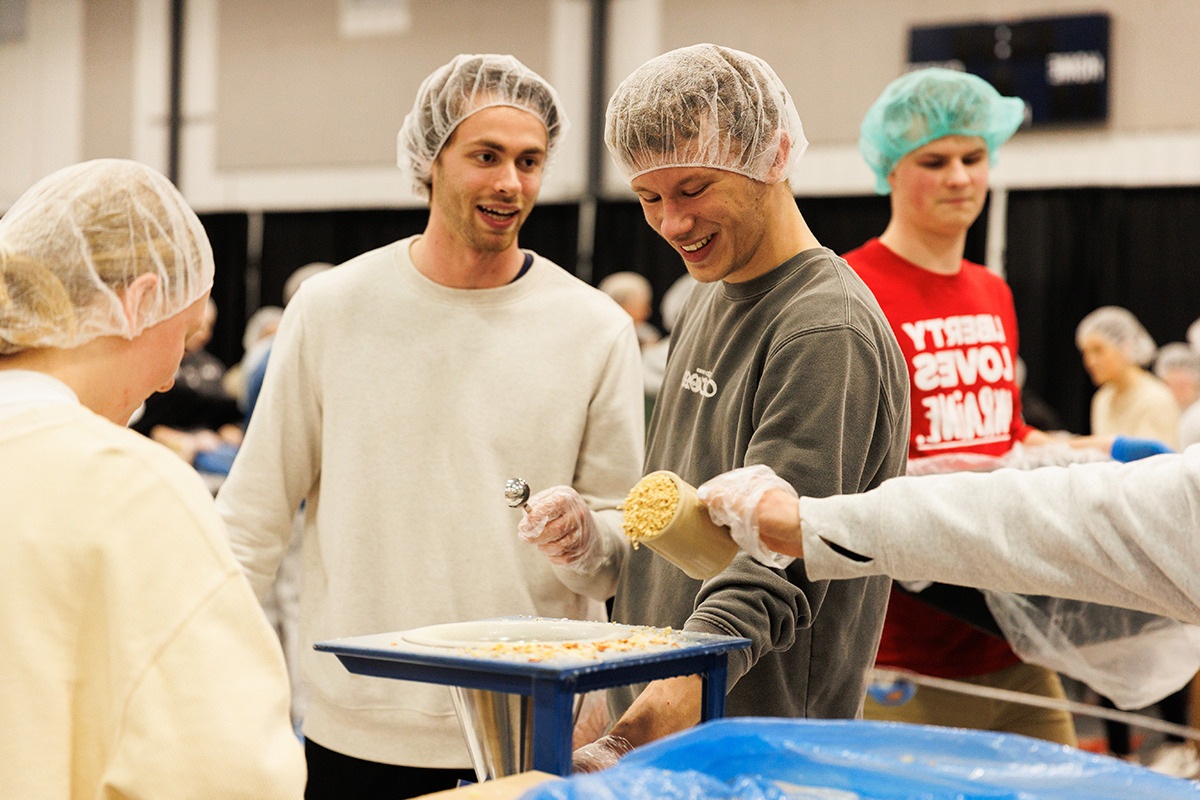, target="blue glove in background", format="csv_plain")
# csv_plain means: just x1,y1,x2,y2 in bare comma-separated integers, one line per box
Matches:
193,442,239,475
1110,436,1174,463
